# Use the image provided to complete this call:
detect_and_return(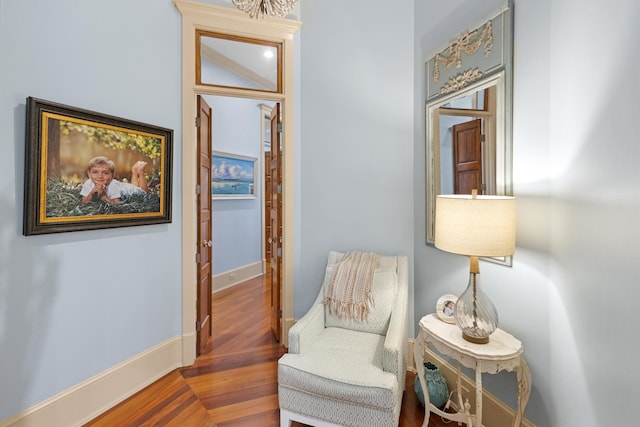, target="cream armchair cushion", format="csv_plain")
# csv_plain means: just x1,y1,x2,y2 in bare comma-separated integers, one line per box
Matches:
278,252,408,427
